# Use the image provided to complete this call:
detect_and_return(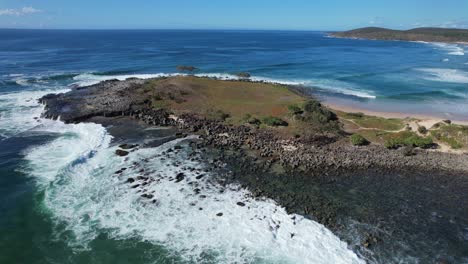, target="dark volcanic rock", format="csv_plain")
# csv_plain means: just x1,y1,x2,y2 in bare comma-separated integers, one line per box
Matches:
115,149,129,156
39,78,148,123
119,144,139,150
175,173,185,183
